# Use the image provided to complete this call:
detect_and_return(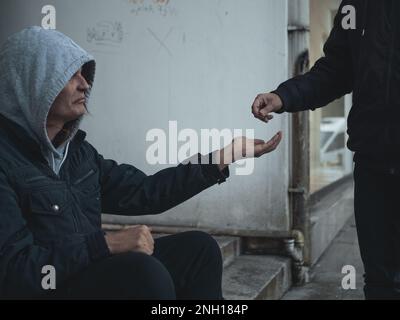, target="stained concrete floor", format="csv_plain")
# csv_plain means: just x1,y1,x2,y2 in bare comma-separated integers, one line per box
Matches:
282,215,365,300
